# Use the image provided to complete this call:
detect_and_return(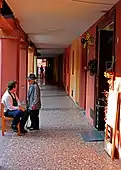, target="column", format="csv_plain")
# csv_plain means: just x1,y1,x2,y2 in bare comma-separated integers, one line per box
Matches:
34,56,37,76
28,47,34,75
19,42,28,104
0,38,20,117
